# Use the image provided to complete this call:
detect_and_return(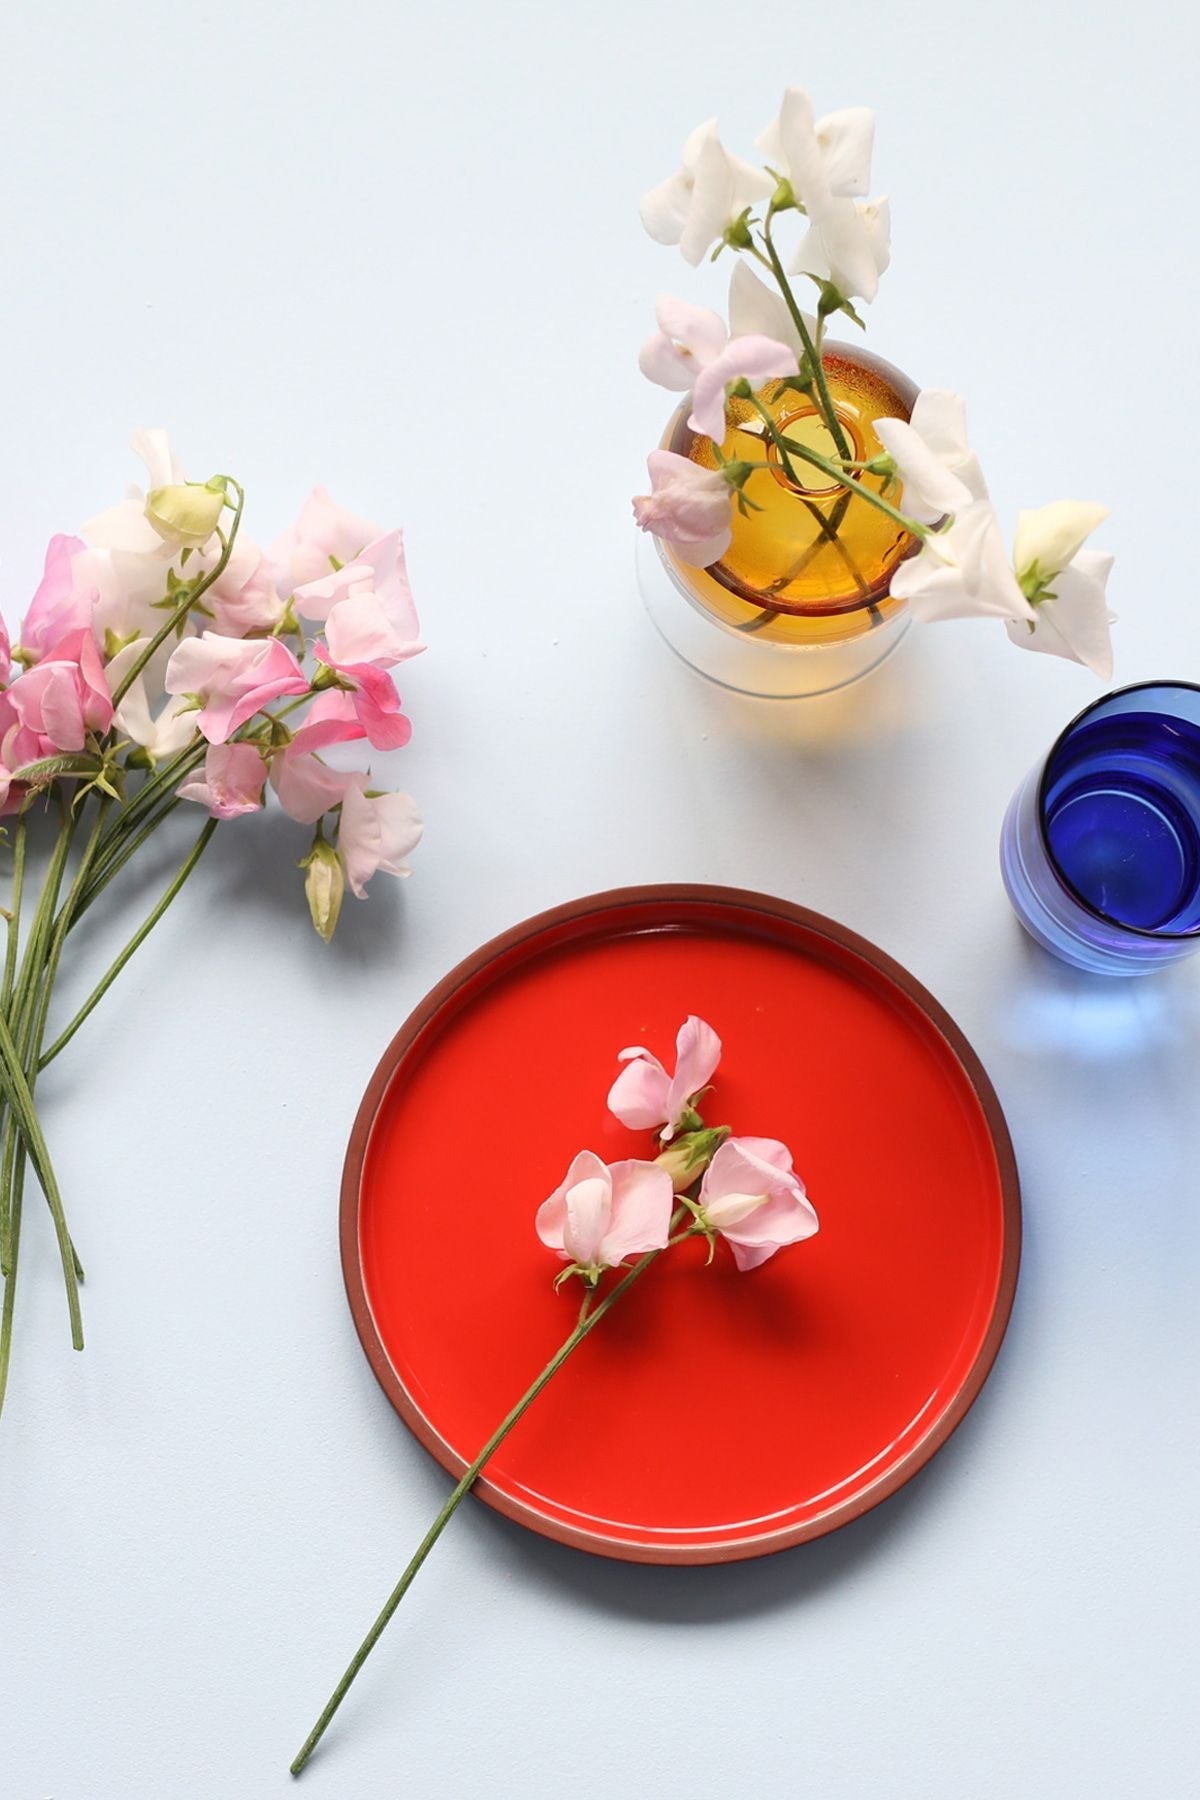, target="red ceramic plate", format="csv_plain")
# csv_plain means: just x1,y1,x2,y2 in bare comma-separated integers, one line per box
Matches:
344,887,1020,1565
